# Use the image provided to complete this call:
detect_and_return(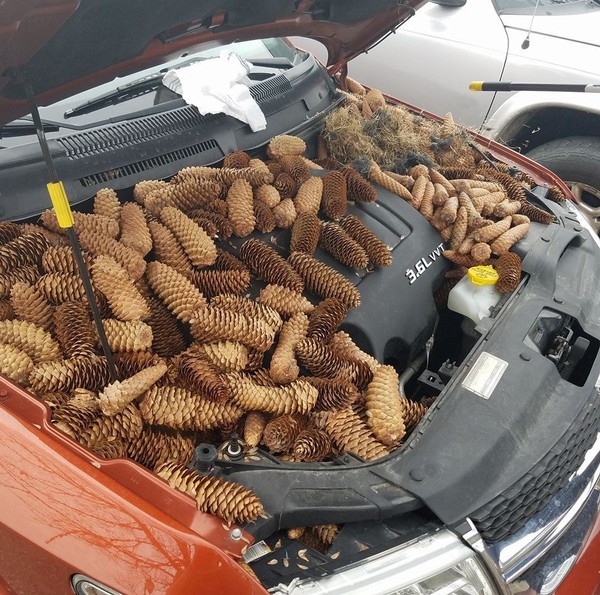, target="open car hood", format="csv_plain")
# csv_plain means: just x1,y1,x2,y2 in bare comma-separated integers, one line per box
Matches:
0,0,426,125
